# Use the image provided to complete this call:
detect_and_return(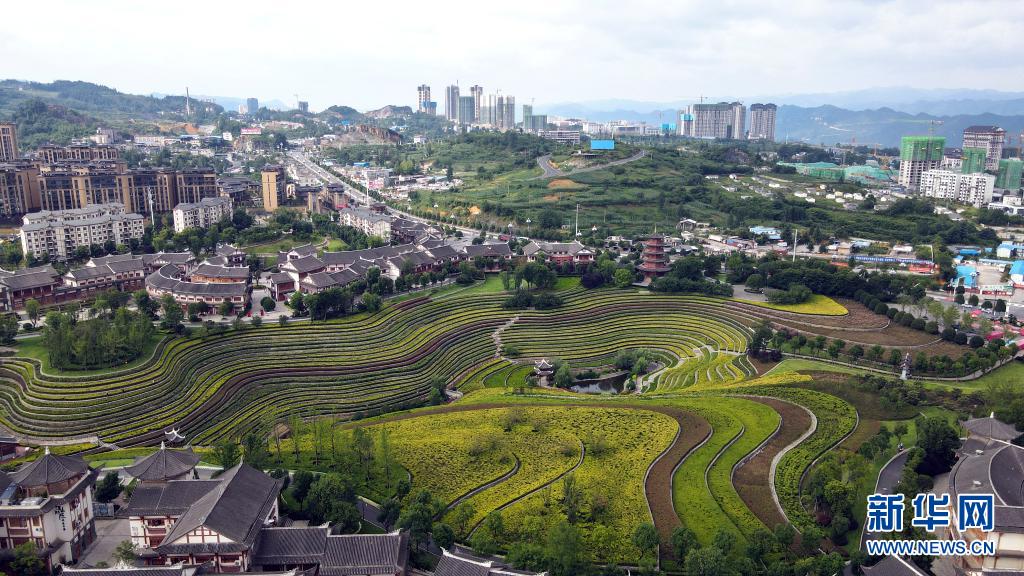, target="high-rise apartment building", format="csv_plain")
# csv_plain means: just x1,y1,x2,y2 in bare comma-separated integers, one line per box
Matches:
502,96,516,130
261,165,287,211
417,85,431,113
996,159,1023,190
0,163,39,215
920,169,995,207
470,85,483,123
298,101,309,113
0,122,17,162
444,85,460,121
747,103,777,141
961,147,988,174
246,97,259,115
898,136,945,190
523,105,547,133
679,102,745,139
962,125,1005,171
458,96,476,126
